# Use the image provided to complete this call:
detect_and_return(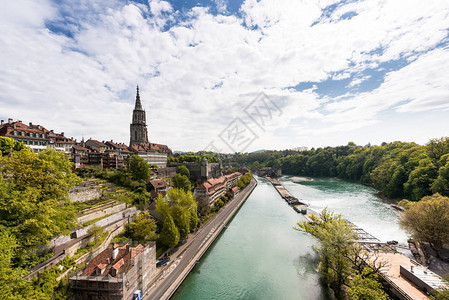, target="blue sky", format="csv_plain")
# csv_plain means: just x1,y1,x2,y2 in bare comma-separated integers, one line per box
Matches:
1,0,449,152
